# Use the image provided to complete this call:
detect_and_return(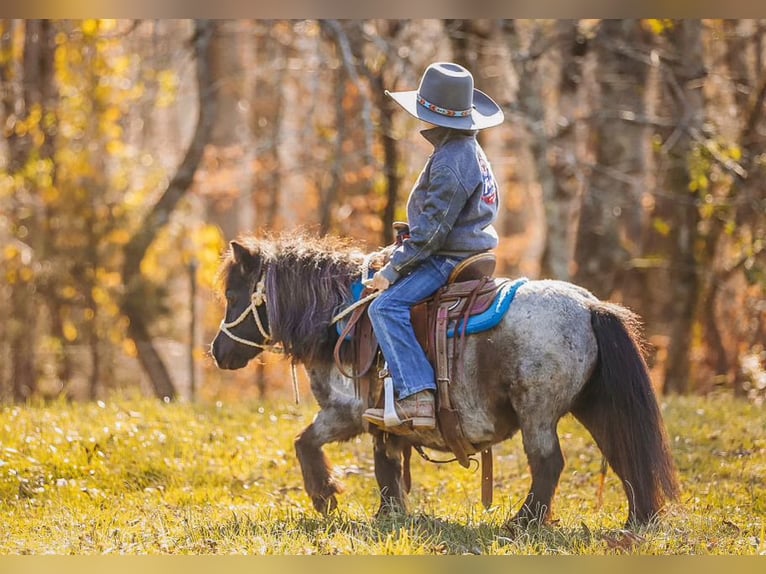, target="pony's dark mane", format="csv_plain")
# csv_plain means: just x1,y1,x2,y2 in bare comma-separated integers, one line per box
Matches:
223,231,366,361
